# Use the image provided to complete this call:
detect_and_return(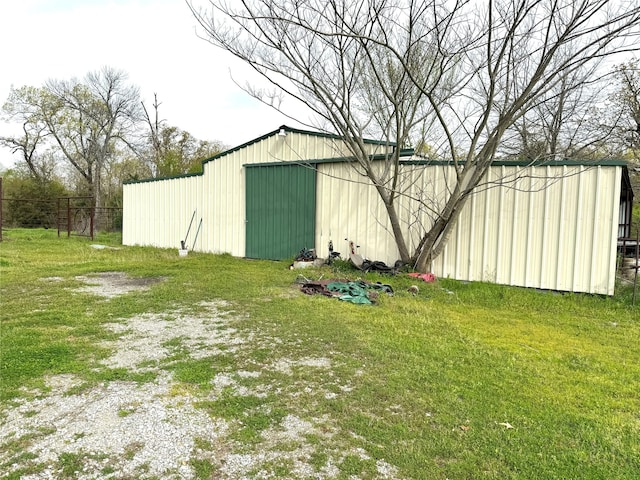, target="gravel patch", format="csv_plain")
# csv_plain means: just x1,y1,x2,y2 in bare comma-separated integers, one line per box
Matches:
40,276,64,282
271,357,332,375
3,373,228,479
100,305,238,372
2,275,404,479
